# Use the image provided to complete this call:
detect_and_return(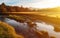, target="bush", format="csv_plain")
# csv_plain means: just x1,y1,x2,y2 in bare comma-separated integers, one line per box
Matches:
0,21,24,38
